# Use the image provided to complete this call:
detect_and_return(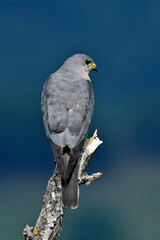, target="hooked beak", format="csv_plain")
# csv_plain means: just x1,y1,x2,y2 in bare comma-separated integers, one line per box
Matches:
93,67,98,72
91,63,98,72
